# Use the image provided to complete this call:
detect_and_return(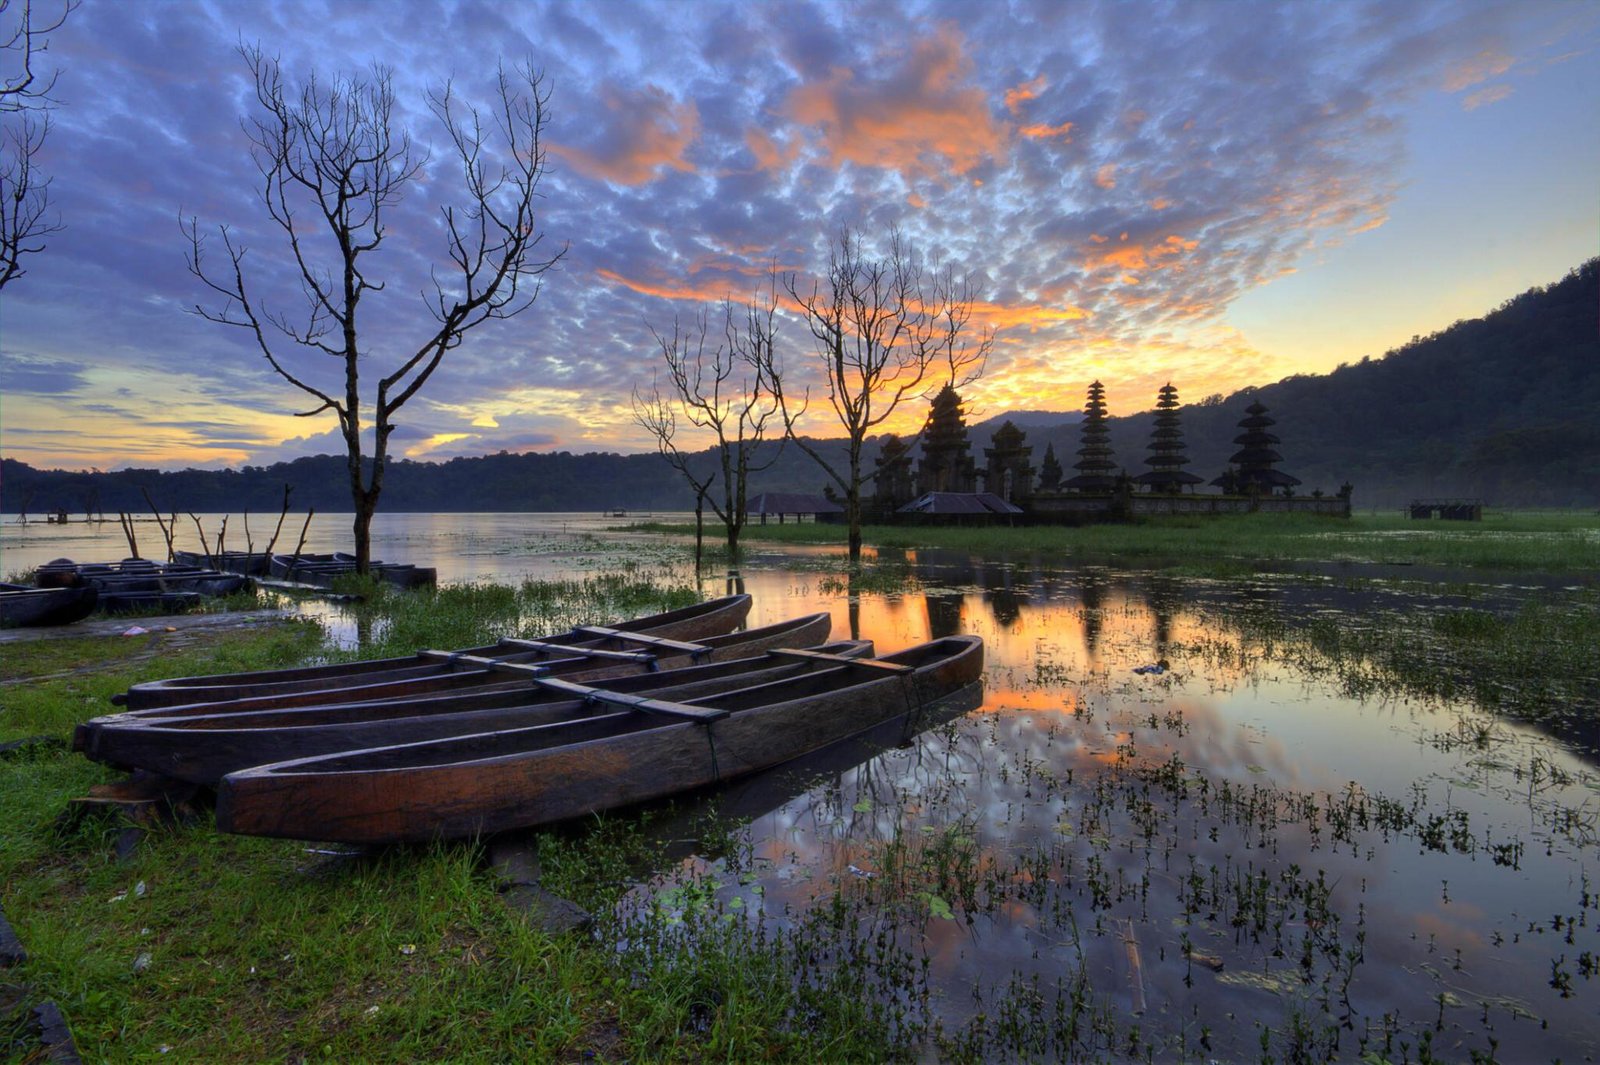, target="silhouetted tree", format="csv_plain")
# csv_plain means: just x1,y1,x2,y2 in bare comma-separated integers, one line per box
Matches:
762,228,991,562
1038,441,1063,491
633,285,783,561
0,0,74,289
184,47,564,573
